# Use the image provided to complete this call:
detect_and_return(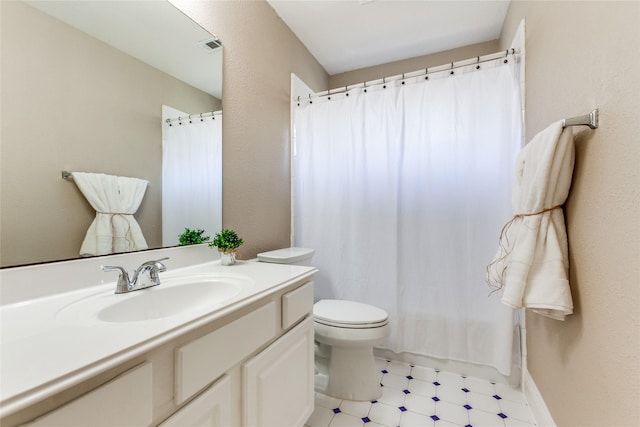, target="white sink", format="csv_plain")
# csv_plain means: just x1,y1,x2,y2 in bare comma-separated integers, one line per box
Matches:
56,274,253,324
